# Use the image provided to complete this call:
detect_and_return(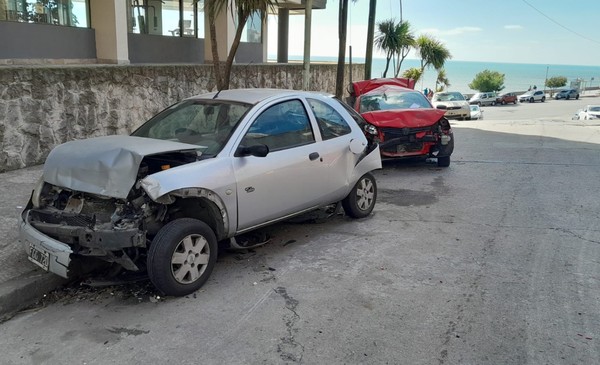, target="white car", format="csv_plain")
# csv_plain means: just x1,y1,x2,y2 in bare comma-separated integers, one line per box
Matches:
431,91,471,120
19,89,382,296
518,90,546,103
578,105,600,120
470,104,483,120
